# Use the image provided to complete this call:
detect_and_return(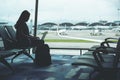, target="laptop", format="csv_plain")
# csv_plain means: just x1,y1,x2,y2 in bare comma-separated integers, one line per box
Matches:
41,31,48,40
